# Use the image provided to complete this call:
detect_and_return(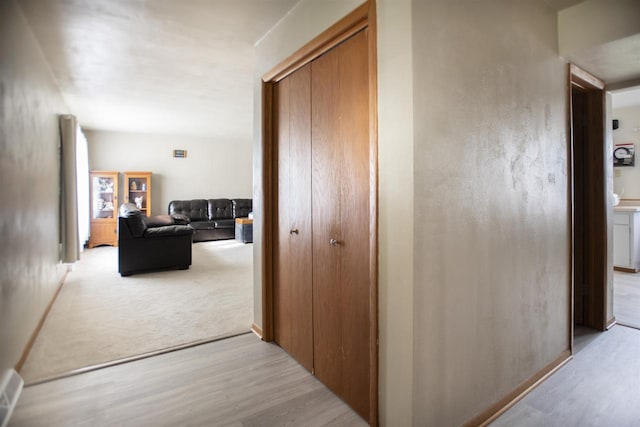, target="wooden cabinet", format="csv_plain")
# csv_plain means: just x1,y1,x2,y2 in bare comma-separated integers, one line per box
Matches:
123,171,152,216
614,209,640,272
273,30,371,421
88,171,118,248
